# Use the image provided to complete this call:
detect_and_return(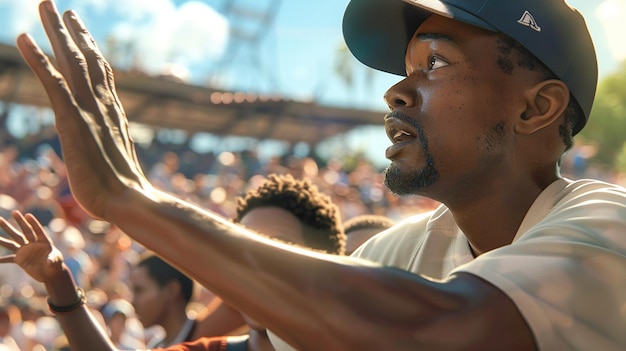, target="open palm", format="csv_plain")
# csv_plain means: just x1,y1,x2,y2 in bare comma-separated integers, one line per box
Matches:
16,1,152,221
0,211,65,284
